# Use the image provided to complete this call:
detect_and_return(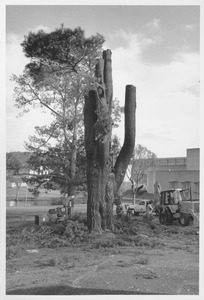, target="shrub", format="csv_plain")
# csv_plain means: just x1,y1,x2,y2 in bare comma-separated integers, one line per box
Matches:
70,213,87,225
